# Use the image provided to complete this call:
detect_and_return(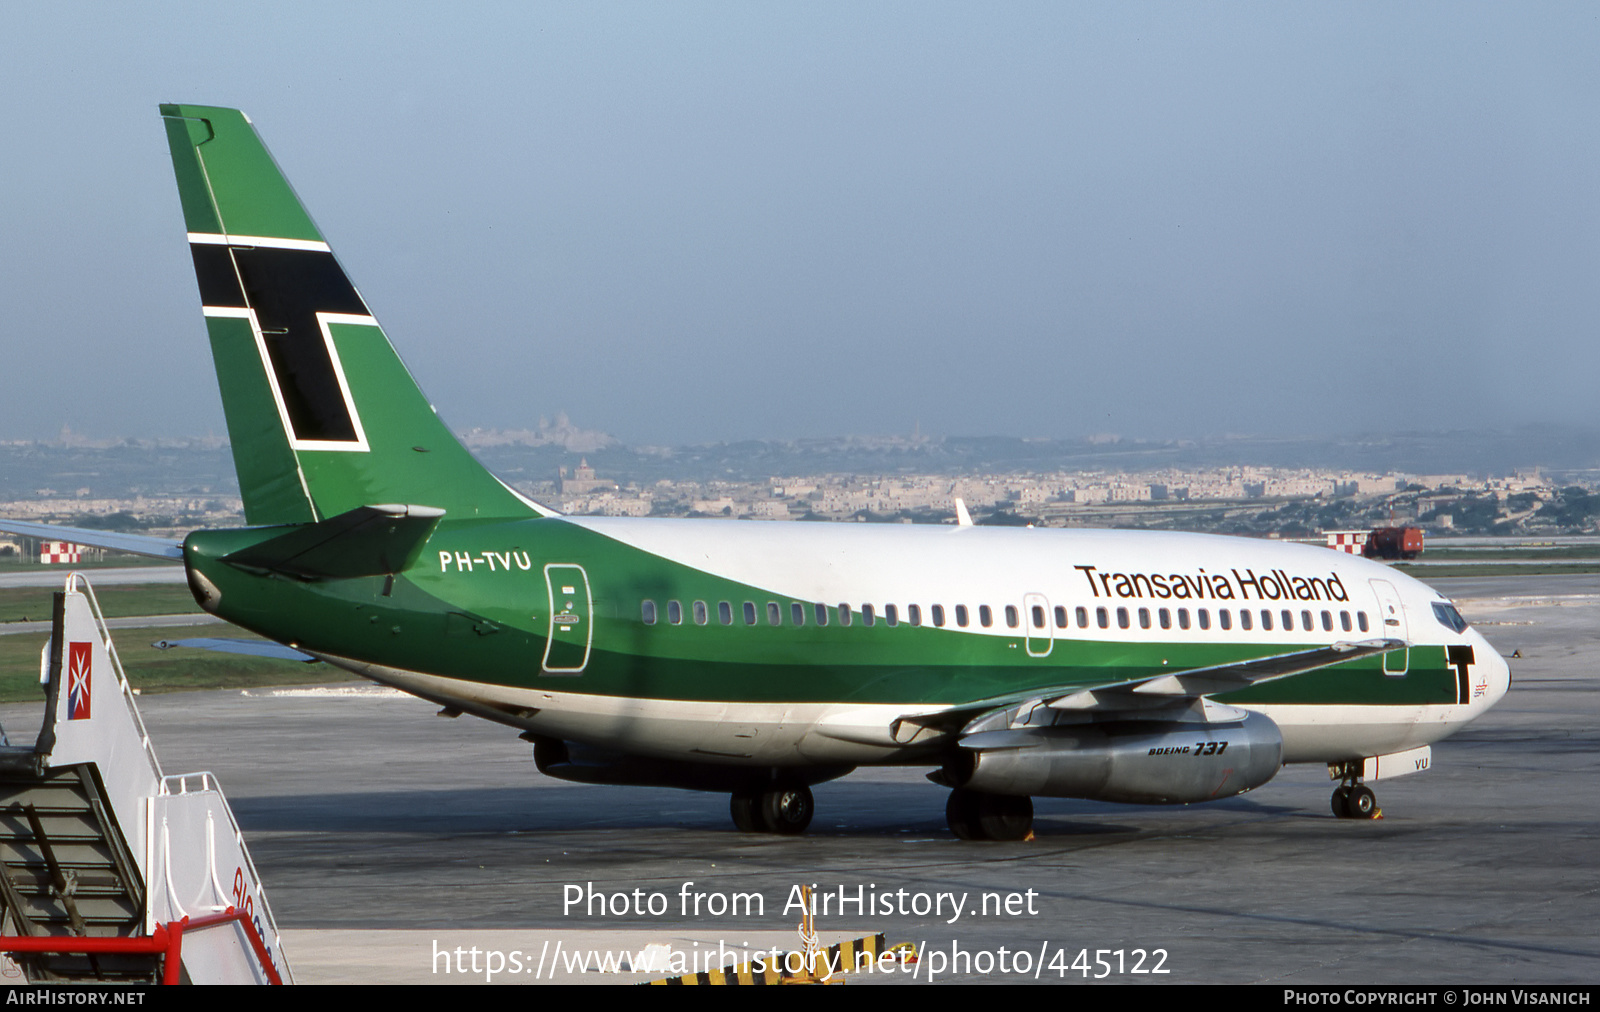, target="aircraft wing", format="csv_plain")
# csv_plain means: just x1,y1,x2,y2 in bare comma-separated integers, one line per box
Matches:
891,638,1406,741
0,518,183,560
1045,638,1406,708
